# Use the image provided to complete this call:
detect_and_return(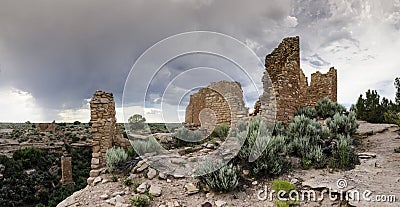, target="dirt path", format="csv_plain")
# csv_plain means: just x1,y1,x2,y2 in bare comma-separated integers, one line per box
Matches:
297,122,400,207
